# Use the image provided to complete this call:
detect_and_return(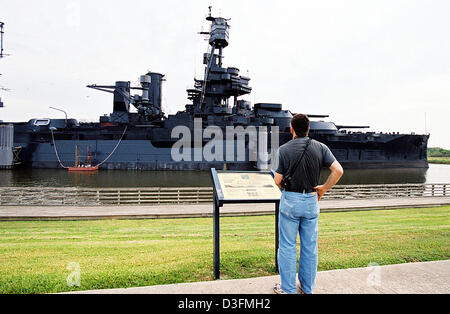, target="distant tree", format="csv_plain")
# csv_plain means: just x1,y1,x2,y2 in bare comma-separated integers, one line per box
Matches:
428,147,450,157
